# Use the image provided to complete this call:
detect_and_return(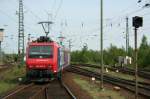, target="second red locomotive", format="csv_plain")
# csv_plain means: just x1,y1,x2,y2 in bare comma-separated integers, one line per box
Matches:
25,36,70,81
